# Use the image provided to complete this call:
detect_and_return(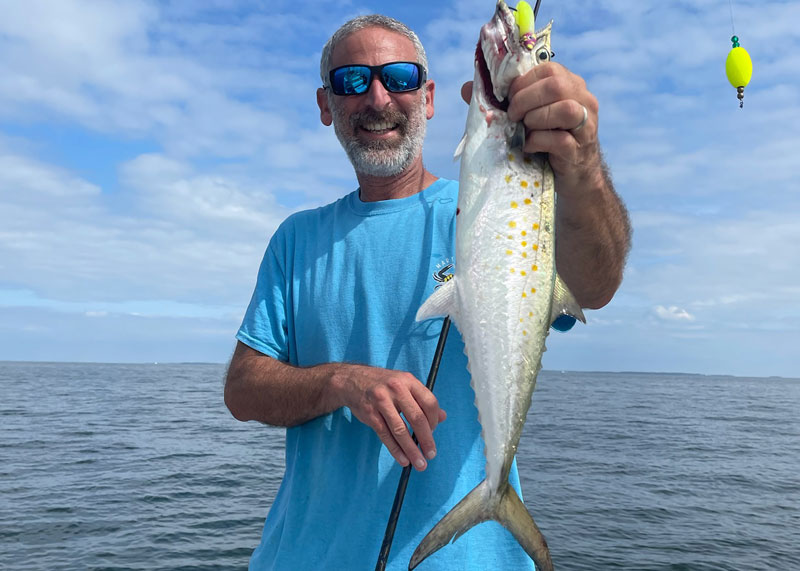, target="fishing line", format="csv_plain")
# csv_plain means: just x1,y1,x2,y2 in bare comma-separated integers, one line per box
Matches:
728,0,736,36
